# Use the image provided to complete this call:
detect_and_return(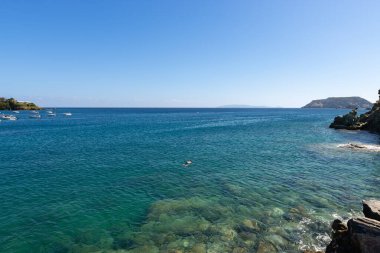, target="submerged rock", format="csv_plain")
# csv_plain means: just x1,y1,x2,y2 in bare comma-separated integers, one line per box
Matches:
270,225,288,234
206,242,231,253
218,226,238,241
264,234,288,247
223,183,244,196
189,243,206,253
283,206,309,222
142,214,211,236
126,245,159,253
71,244,102,253
337,143,380,152
125,195,326,252
270,207,285,217
232,247,248,253
238,219,260,232
256,241,277,253
236,228,257,248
